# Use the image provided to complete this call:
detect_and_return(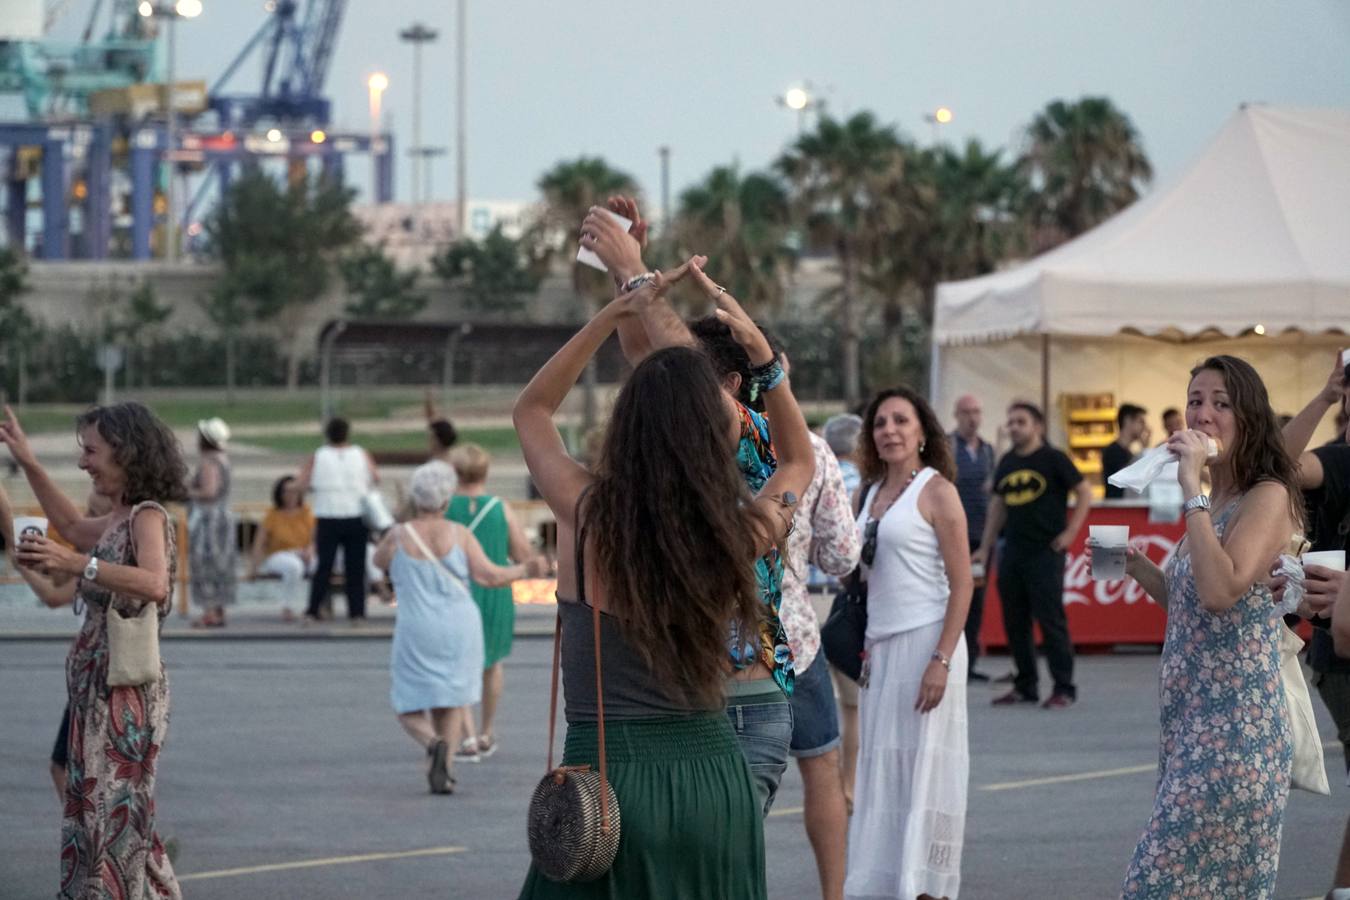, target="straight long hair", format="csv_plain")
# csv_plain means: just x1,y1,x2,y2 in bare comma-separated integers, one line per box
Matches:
584,347,771,709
